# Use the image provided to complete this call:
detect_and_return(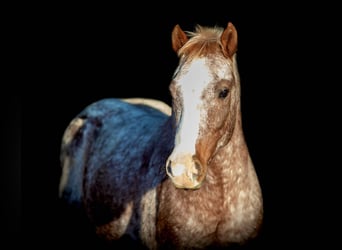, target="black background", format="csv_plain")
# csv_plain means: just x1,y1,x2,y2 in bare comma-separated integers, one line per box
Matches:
4,2,338,248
